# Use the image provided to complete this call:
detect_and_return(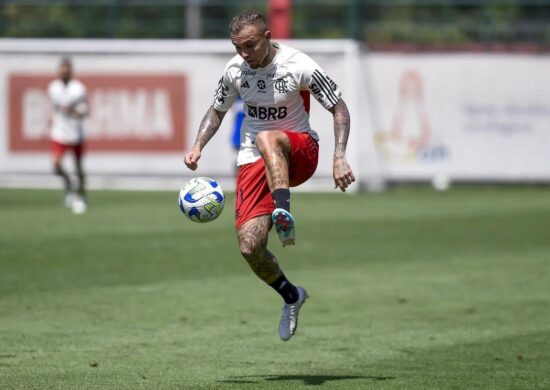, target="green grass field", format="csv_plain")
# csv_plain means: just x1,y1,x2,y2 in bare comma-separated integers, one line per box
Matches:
1,186,549,389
